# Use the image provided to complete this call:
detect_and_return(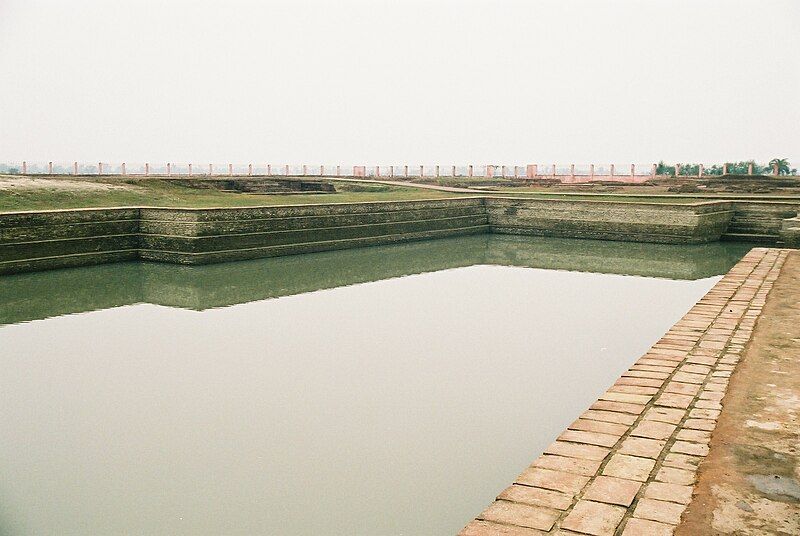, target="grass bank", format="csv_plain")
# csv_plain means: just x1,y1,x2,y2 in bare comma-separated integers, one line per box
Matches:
0,177,467,212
